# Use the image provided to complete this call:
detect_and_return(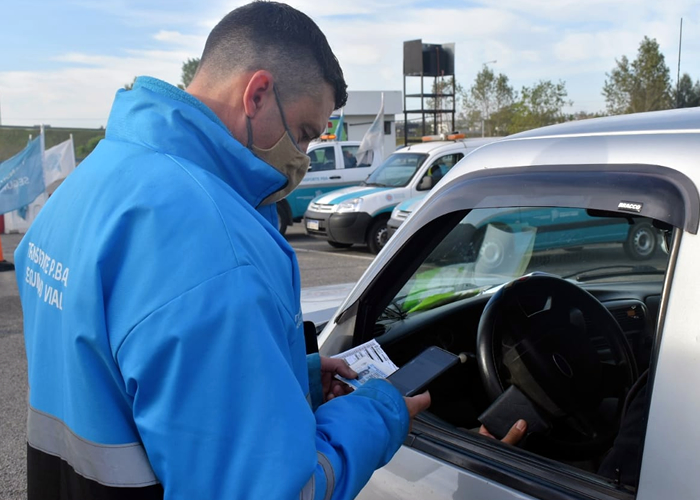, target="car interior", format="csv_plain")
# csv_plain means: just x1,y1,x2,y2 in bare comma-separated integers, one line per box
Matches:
309,147,336,172
323,197,681,497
